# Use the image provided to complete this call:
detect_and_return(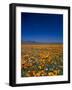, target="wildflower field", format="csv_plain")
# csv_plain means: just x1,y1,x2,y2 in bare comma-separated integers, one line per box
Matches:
21,44,63,77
